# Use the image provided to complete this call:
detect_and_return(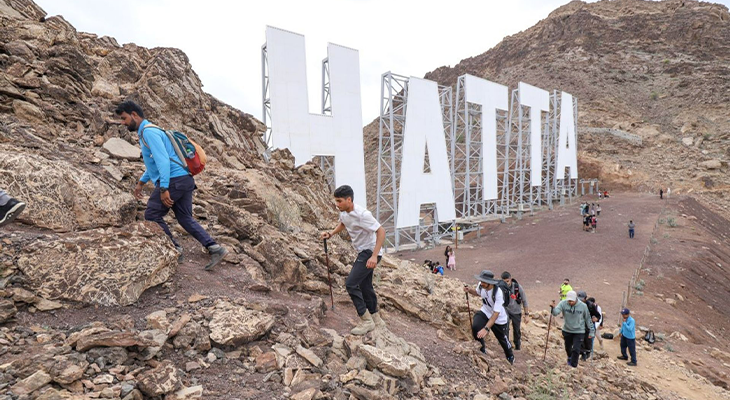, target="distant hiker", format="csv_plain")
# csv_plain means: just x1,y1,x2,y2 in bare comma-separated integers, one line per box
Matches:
628,220,635,239
433,262,445,275
587,297,604,349
447,248,456,271
583,203,589,216
0,190,25,228
591,216,597,233
502,271,530,351
320,185,386,335
590,203,596,216
116,101,227,270
583,214,592,232
596,204,601,216
444,245,452,267
598,191,603,199
604,191,609,198
559,279,573,301
659,188,663,200
617,308,637,366
580,202,587,216
423,259,434,273
463,270,515,364
550,291,595,368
